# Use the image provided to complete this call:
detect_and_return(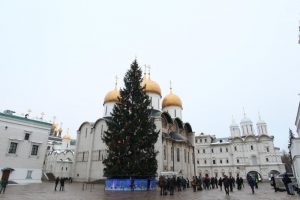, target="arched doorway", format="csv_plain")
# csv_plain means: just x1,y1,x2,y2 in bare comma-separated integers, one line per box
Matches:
268,170,280,178
247,171,262,182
